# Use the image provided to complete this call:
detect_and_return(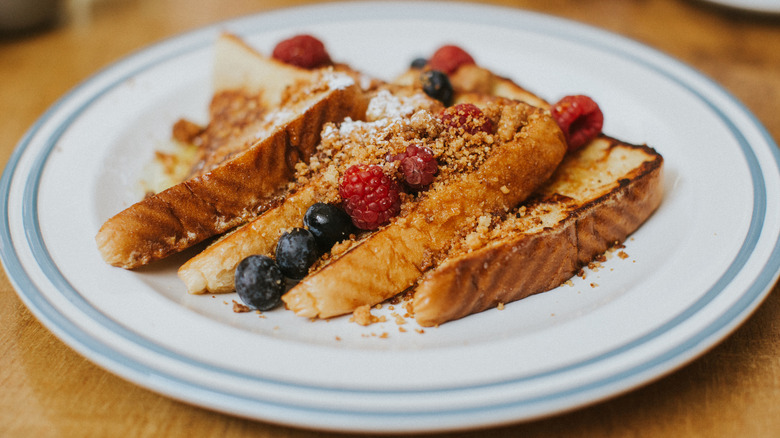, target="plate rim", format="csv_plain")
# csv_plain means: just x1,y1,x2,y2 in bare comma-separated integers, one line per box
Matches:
696,0,780,14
